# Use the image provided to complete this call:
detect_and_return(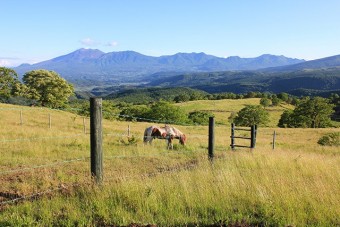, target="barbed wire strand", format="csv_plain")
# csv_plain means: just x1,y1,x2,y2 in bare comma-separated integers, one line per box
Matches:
0,186,66,206
103,150,204,160
0,181,88,207
0,133,87,143
0,157,89,176
0,105,228,127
